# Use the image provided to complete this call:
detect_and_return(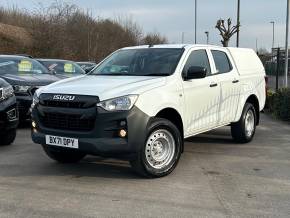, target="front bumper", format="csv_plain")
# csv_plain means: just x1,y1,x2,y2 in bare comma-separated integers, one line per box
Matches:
31,106,150,159
0,96,19,131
